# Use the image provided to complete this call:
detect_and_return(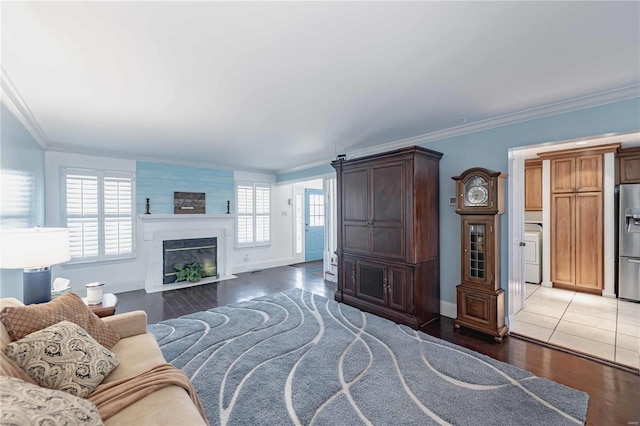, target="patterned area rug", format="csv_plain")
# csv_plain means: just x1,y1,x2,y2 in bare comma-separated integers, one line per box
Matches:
148,289,588,426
